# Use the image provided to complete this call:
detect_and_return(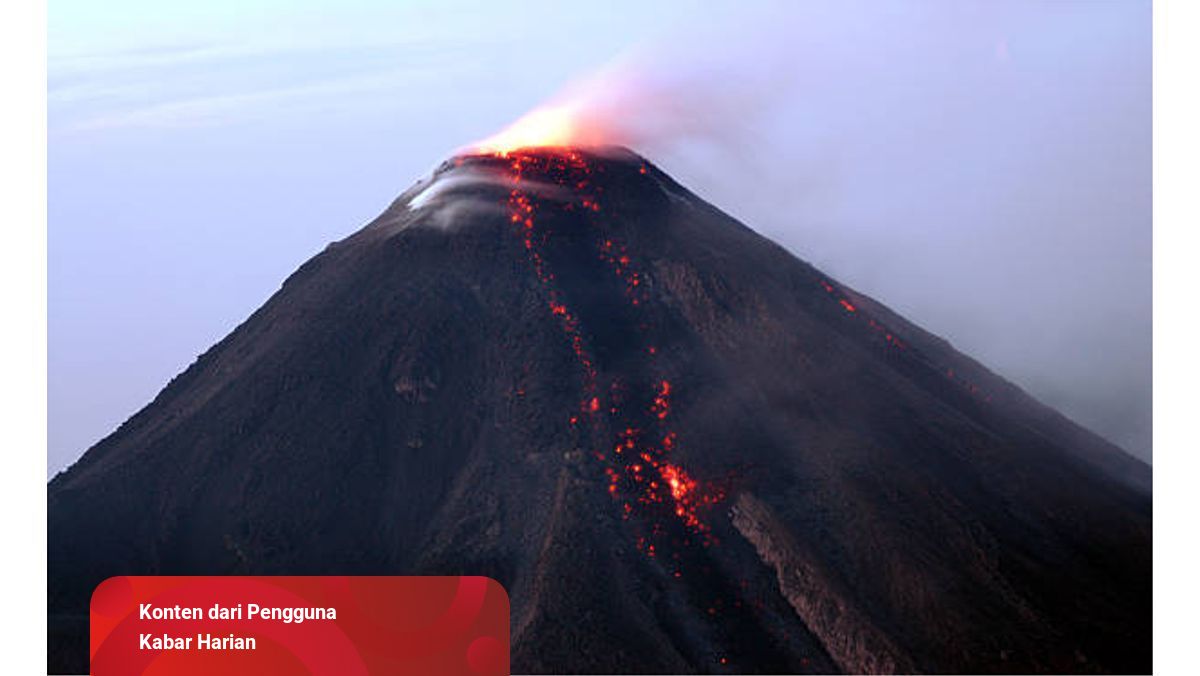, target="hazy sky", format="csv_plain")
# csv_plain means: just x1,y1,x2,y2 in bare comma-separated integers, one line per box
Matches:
48,0,1151,475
